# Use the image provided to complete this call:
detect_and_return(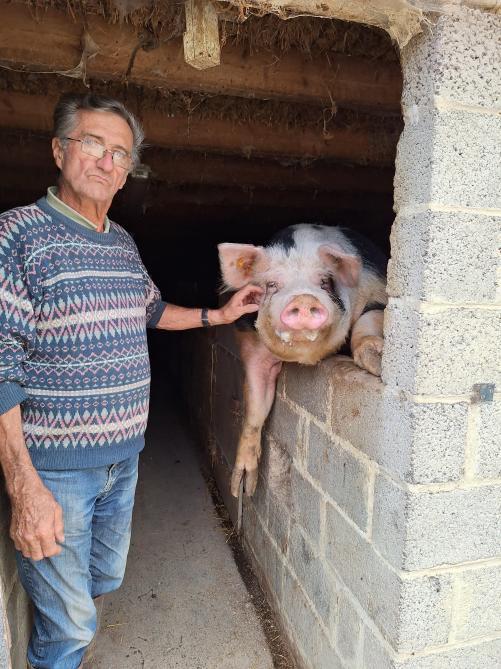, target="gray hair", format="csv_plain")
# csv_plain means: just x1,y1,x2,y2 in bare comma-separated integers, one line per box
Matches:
53,93,144,167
